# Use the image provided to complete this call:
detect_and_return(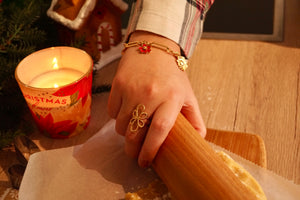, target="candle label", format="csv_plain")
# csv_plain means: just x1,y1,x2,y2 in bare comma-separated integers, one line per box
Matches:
20,70,93,138
23,93,68,107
